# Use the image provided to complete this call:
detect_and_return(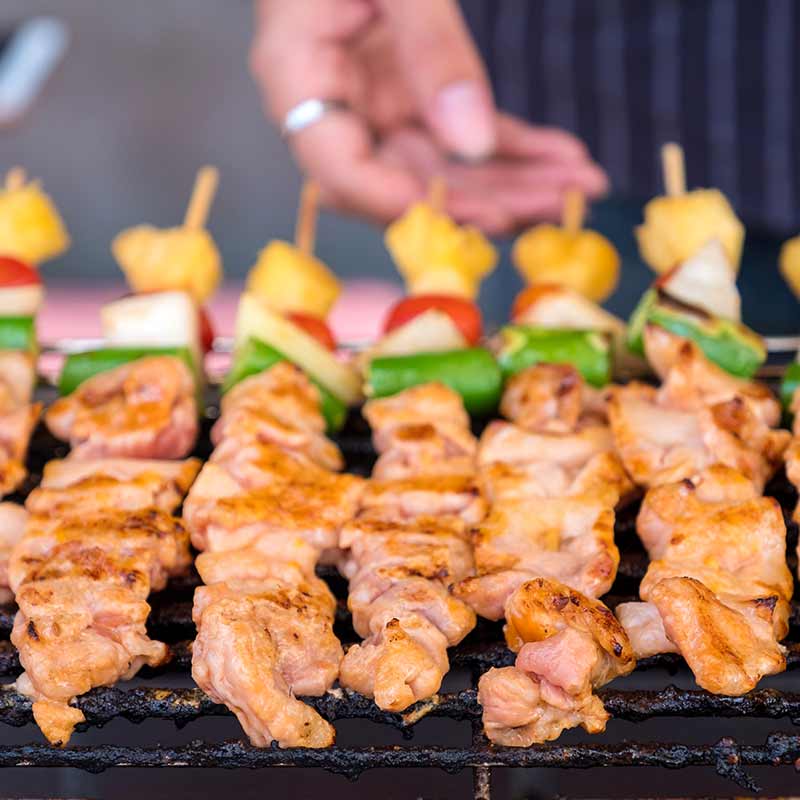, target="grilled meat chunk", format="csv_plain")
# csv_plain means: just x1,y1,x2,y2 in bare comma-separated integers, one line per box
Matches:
26,457,201,515
479,578,634,746
45,356,197,459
